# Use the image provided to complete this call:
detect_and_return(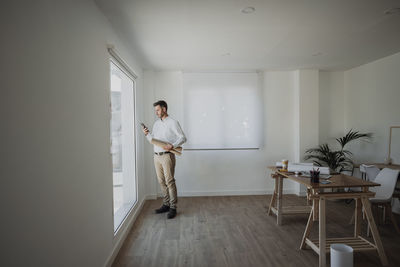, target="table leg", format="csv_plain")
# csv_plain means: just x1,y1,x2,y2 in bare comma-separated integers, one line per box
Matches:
313,198,319,221
267,175,278,216
383,205,386,224
300,206,314,249
361,197,388,266
354,198,362,237
319,197,326,267
388,203,400,233
349,213,355,225
311,189,319,221
277,176,283,225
